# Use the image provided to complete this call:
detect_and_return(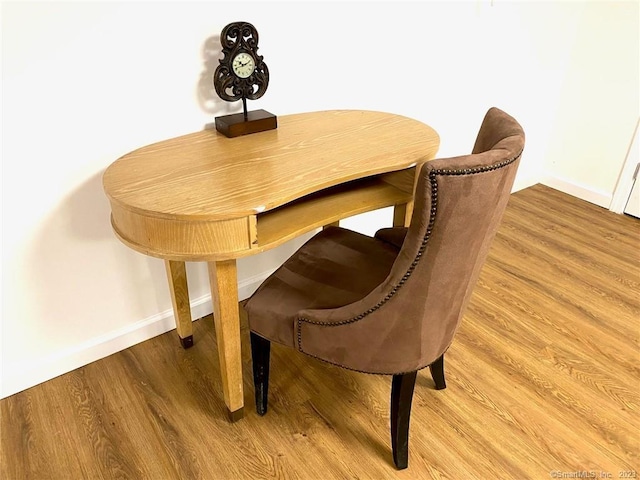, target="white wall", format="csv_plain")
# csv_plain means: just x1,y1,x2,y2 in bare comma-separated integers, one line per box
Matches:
541,1,639,207
2,1,637,398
